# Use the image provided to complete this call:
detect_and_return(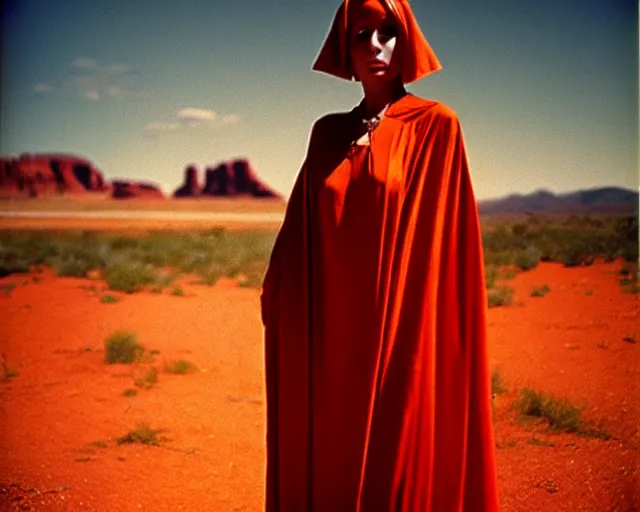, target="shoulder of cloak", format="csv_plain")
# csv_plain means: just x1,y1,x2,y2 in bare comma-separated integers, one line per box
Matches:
386,95,461,131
